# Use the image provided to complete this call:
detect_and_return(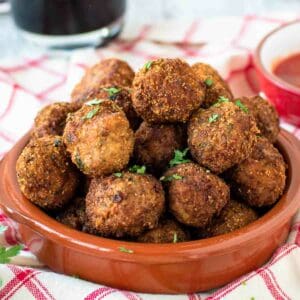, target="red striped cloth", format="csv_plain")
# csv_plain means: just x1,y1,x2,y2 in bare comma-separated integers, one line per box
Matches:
0,15,300,300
